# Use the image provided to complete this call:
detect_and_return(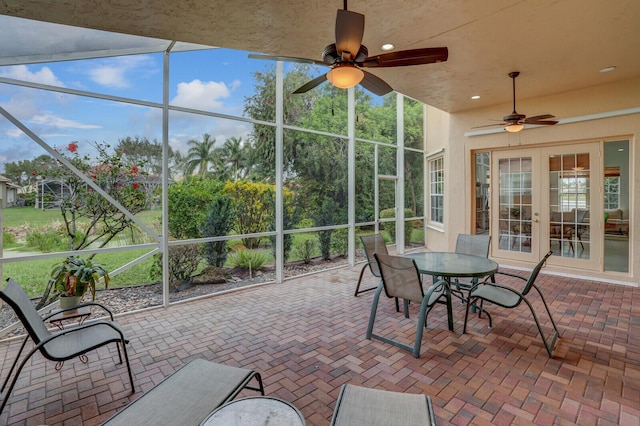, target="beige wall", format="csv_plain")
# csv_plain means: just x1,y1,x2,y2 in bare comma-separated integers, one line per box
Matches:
436,76,640,283
425,105,450,249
